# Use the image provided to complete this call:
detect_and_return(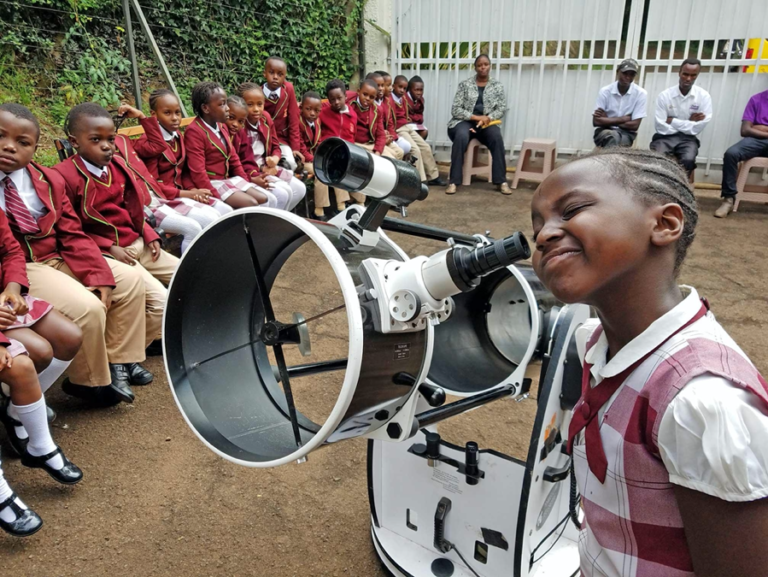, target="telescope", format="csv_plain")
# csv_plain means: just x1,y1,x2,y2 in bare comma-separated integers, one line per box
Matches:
164,139,590,576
